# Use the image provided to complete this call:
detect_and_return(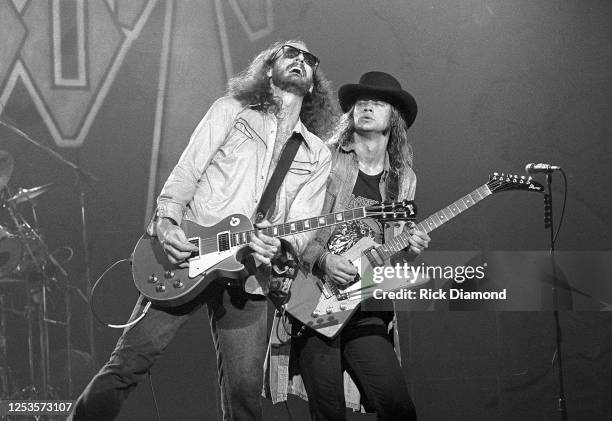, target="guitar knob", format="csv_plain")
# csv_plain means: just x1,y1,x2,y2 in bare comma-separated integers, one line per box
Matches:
339,304,347,311
155,284,166,293
164,270,175,279
311,310,320,318
326,307,333,314
148,274,158,283
173,280,184,288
